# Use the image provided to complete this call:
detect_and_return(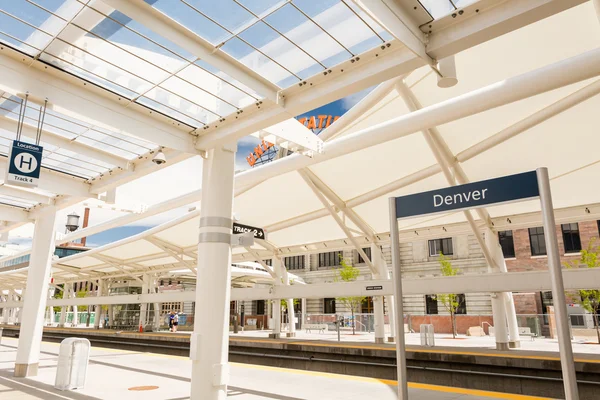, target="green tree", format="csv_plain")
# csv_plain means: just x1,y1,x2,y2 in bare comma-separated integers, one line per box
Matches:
335,257,366,335
564,239,600,343
436,253,463,338
52,285,64,313
76,289,89,326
